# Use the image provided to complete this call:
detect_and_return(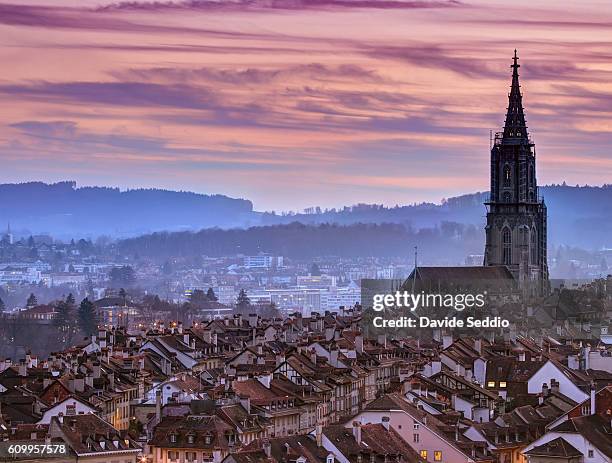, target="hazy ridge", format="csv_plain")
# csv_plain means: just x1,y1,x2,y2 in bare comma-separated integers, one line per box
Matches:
1,181,611,251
